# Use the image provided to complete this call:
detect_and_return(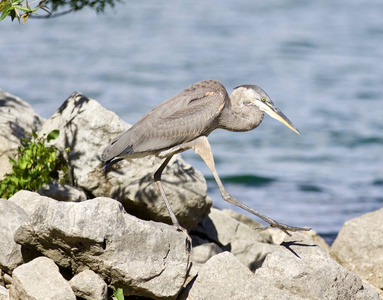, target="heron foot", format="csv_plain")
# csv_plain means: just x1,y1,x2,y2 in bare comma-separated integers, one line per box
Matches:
219,192,310,236
173,224,192,251
255,221,311,236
